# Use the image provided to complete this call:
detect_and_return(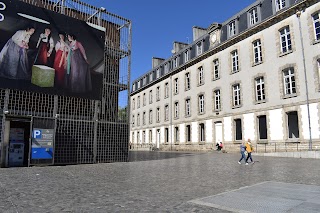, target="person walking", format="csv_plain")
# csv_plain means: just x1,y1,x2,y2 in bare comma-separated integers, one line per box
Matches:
238,142,246,164
245,139,254,165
